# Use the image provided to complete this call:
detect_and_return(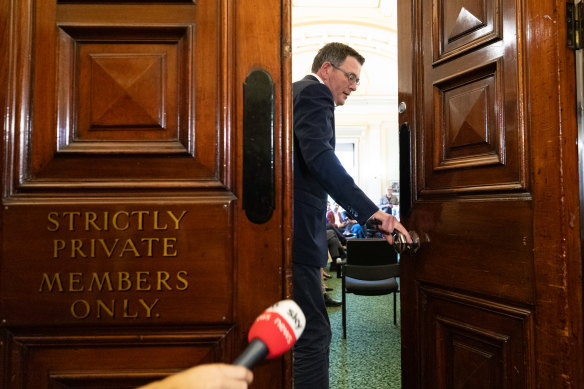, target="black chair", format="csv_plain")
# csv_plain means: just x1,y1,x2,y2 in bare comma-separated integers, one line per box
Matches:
341,238,399,339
